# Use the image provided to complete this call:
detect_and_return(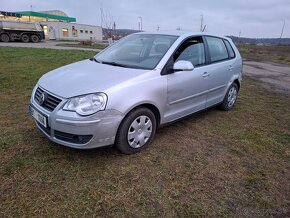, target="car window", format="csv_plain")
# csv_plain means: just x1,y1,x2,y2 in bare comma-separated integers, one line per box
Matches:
205,36,229,62
224,40,235,58
95,34,178,70
174,37,205,67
